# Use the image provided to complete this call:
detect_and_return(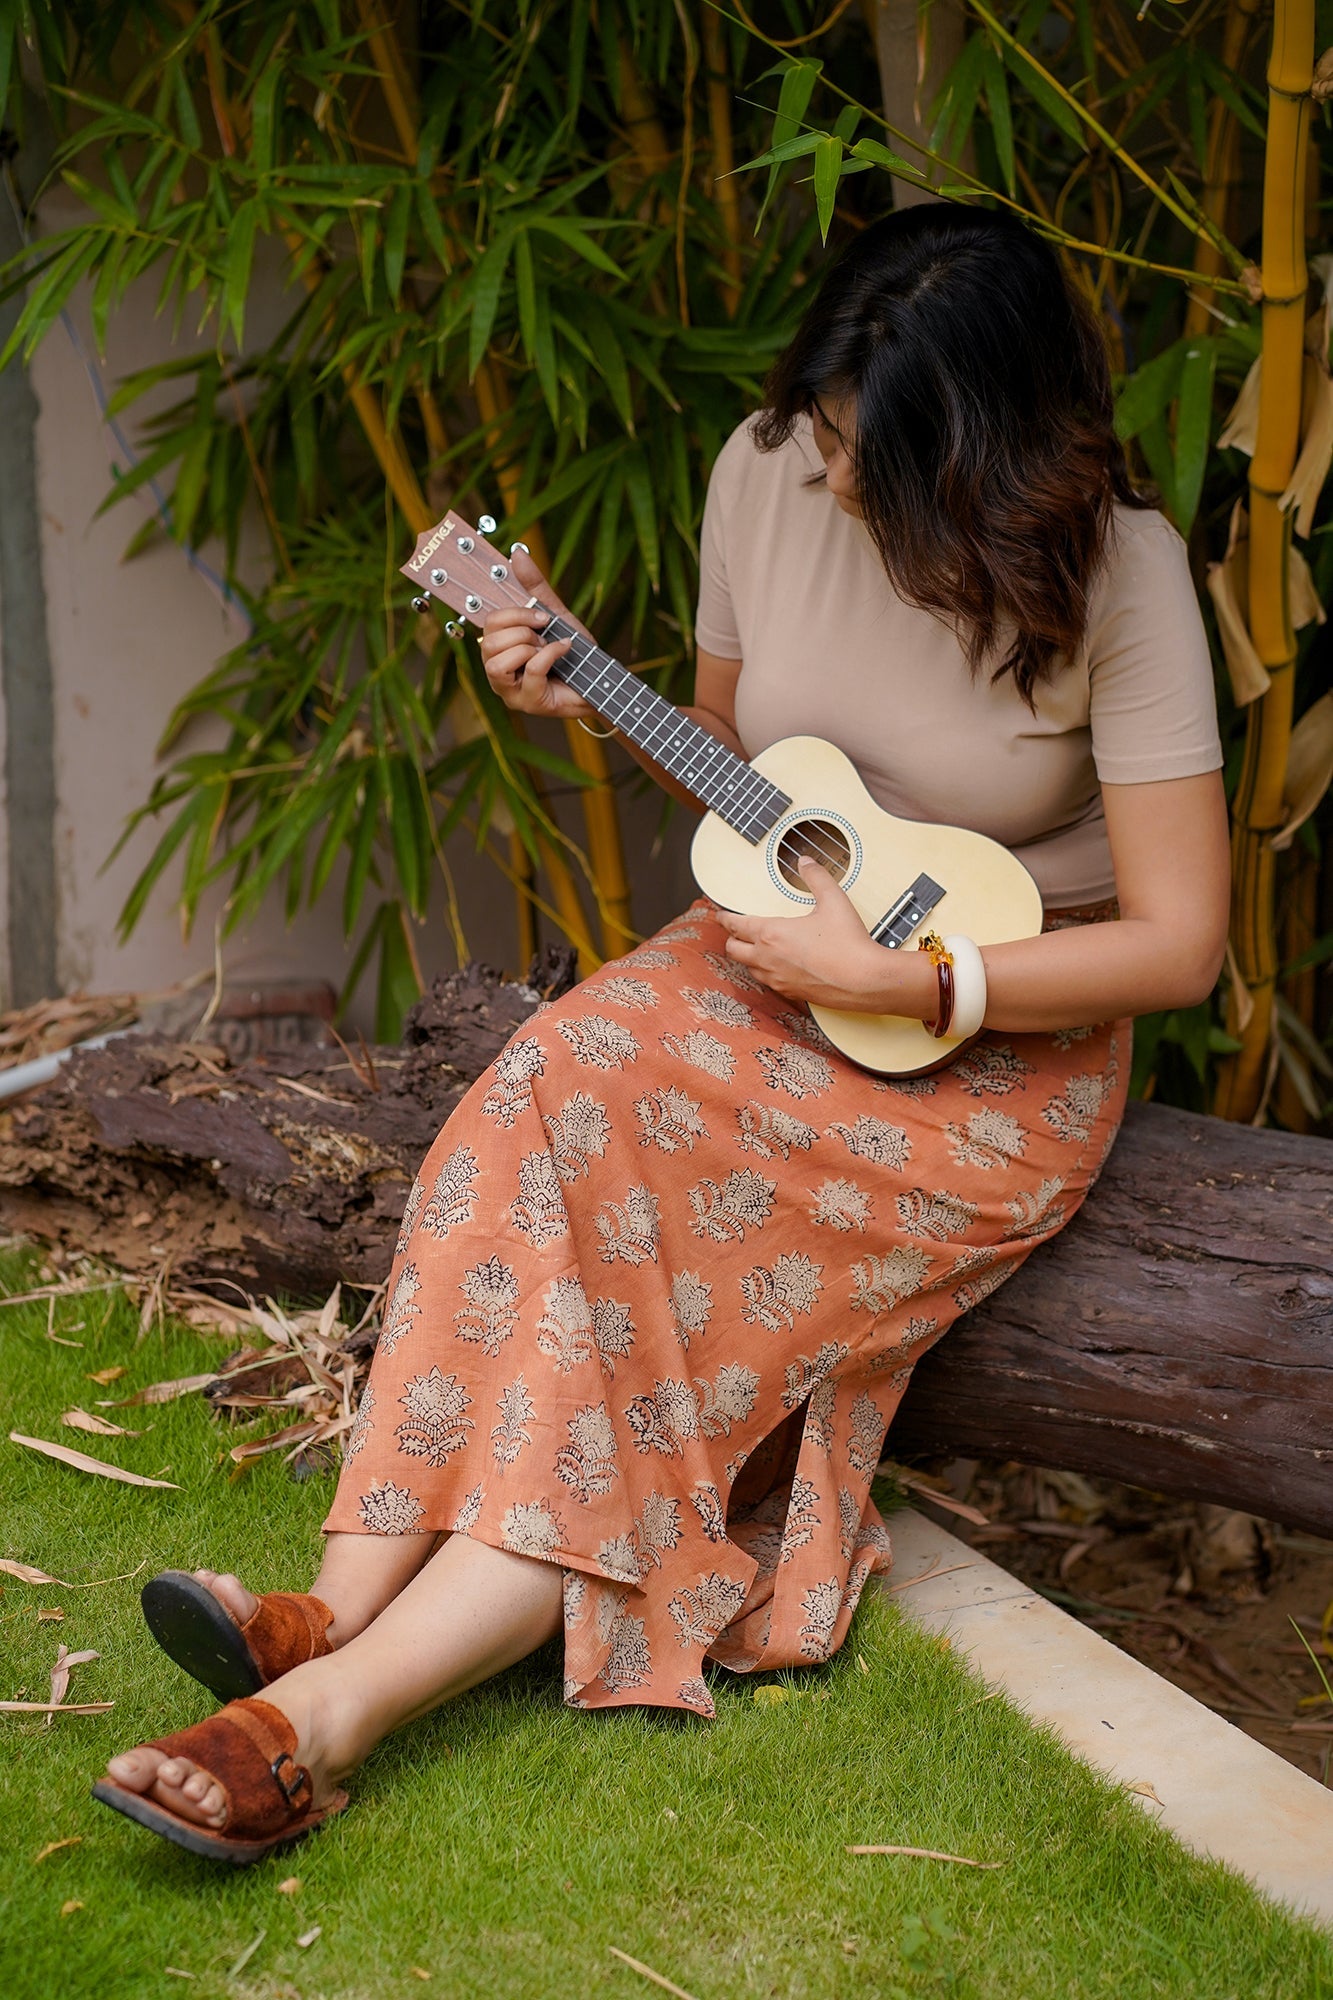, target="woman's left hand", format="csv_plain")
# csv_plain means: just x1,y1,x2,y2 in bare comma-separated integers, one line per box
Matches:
715,858,893,1011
